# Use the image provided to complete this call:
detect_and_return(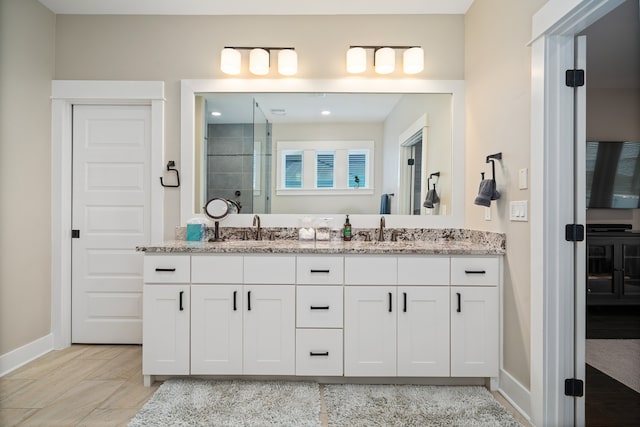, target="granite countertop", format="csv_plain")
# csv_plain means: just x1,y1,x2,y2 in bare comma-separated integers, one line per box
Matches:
138,238,505,256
